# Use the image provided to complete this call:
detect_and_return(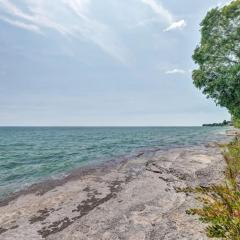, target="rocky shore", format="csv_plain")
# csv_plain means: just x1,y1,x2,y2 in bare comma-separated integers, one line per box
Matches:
0,142,228,240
